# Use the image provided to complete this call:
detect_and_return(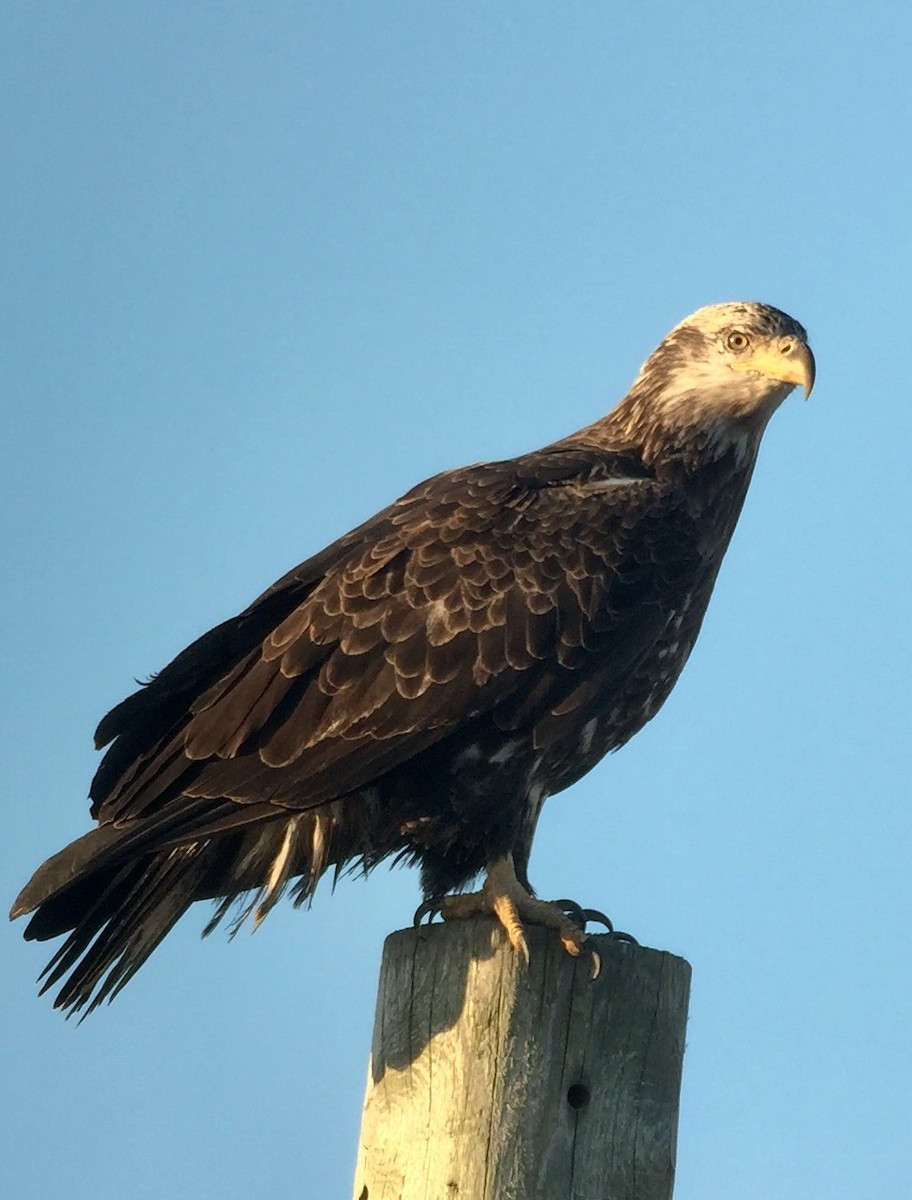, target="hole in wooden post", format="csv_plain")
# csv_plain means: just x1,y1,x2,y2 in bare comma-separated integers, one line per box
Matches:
566,1082,590,1109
